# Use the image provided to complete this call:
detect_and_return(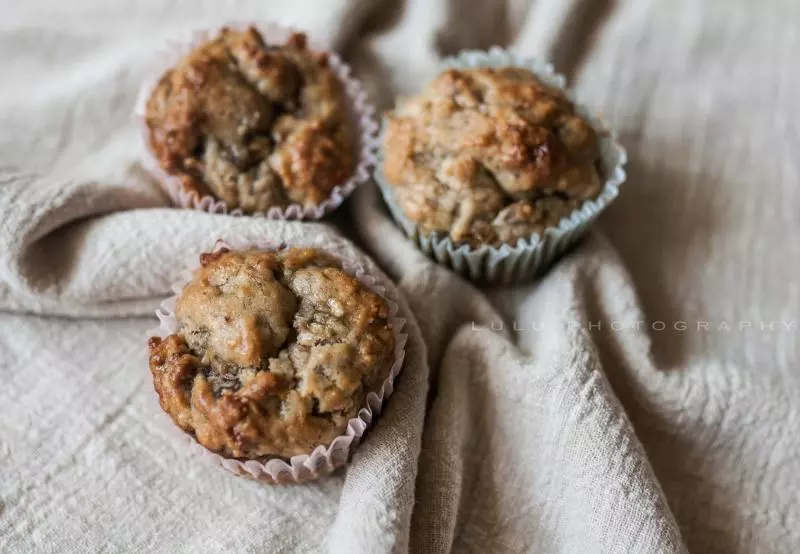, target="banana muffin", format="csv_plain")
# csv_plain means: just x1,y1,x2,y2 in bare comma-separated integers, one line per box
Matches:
382,67,603,246
144,26,356,213
148,247,395,460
